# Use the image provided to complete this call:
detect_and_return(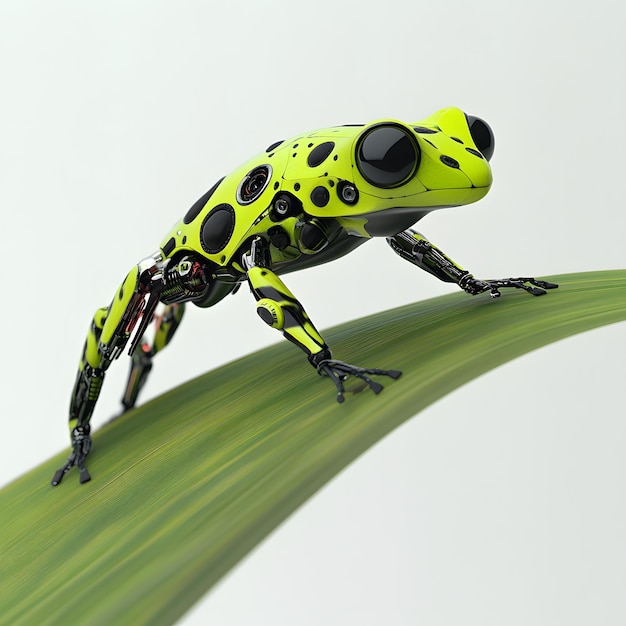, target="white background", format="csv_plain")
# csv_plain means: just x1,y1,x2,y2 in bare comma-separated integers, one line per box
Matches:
1,1,625,624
